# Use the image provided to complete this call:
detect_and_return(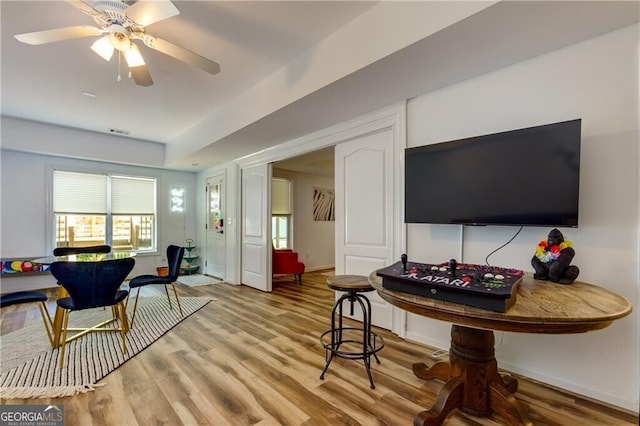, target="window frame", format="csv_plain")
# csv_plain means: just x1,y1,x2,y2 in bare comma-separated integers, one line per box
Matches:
271,177,293,249
272,214,291,249
52,170,157,253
